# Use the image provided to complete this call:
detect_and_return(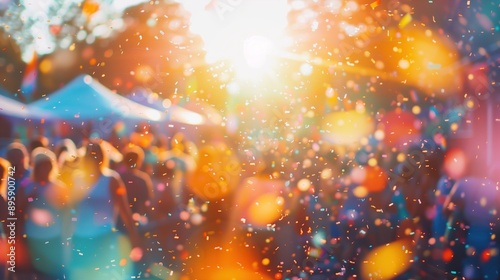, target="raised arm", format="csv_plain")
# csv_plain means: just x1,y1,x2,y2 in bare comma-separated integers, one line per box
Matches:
442,180,463,242
108,171,143,261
